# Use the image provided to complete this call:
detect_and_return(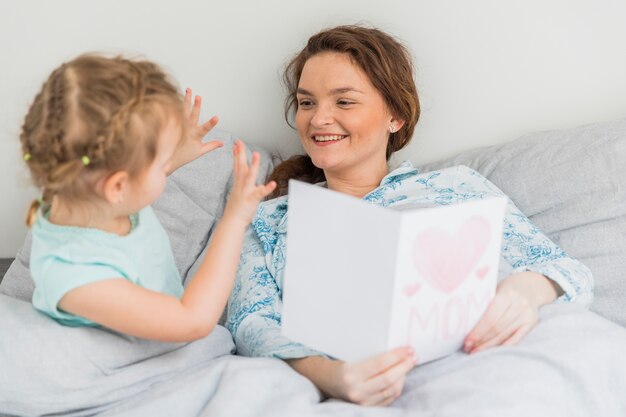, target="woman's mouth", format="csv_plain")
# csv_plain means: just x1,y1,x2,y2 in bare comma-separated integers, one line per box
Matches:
312,135,348,143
